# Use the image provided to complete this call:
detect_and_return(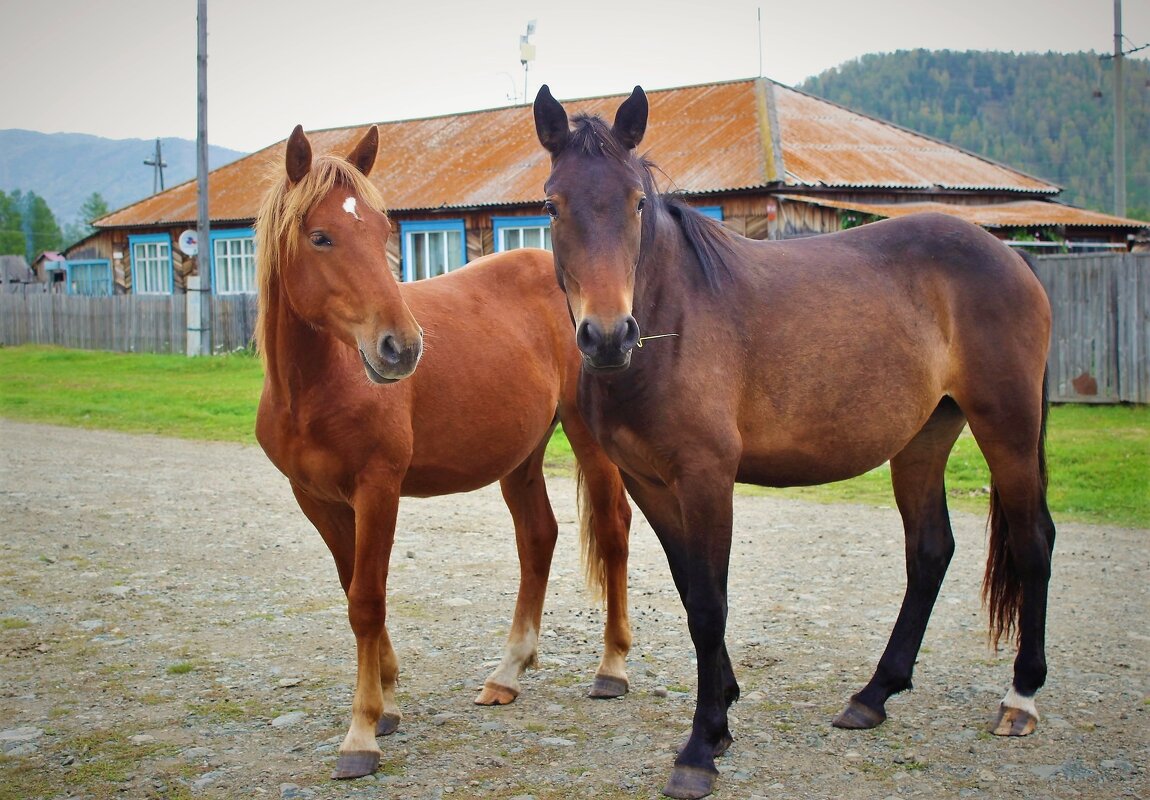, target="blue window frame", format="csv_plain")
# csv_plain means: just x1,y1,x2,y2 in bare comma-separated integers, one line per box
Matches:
128,233,173,294
65,259,113,296
492,215,551,252
210,228,257,294
698,206,723,221
400,219,466,281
